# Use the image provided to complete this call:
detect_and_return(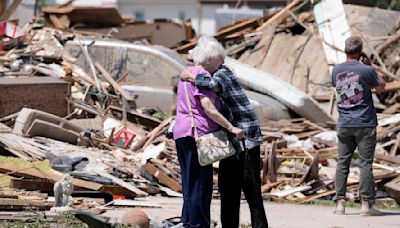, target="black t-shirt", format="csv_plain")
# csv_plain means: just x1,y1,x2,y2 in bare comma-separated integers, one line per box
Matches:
332,61,380,128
